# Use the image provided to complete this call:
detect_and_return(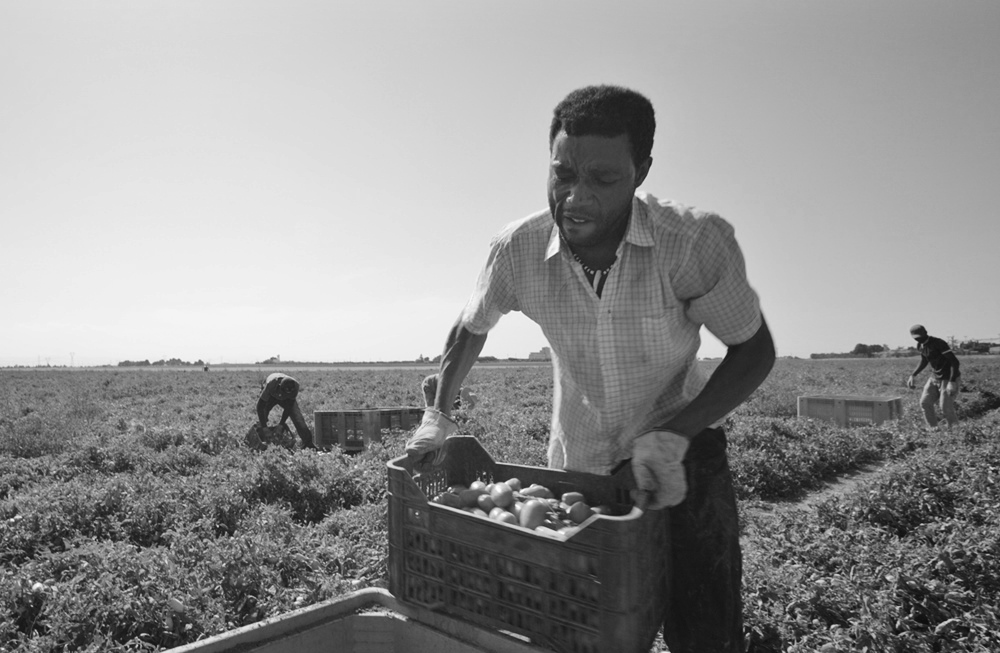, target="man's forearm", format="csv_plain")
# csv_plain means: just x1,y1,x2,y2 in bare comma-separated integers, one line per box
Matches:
435,320,488,415
660,317,776,438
